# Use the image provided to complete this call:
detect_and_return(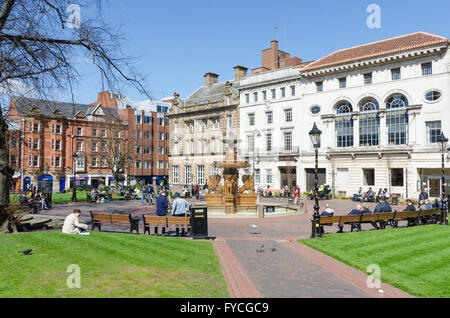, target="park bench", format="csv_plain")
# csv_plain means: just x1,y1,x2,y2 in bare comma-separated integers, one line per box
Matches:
313,208,443,236
90,212,139,233
143,215,191,236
